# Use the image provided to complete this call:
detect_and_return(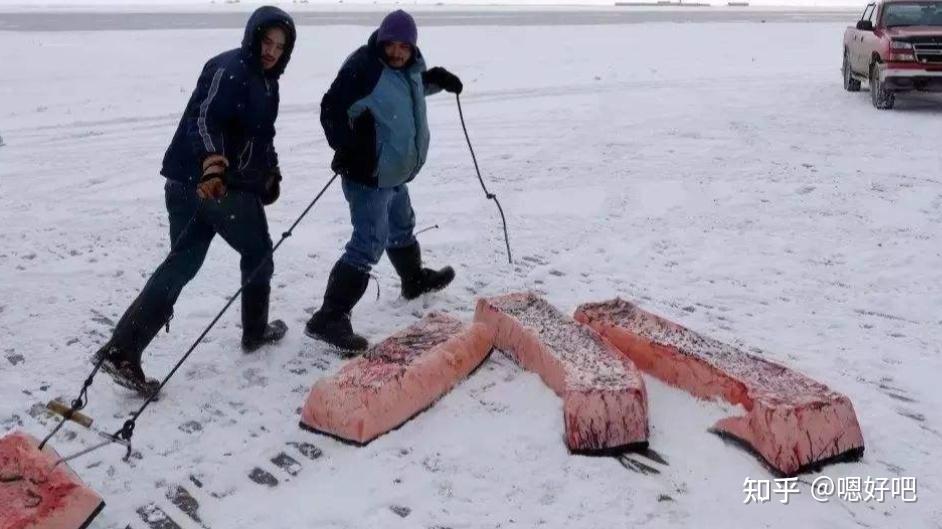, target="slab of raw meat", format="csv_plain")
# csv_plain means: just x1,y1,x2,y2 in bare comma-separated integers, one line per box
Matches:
575,298,864,475
474,293,649,454
300,312,494,444
0,430,105,529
